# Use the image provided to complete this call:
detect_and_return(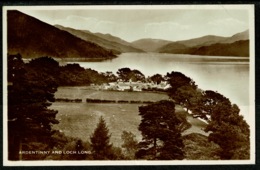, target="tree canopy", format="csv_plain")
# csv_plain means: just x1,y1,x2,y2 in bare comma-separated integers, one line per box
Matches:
8,54,59,160
166,71,196,100
116,67,145,82
90,116,113,160
150,74,164,84
136,100,184,160
185,90,250,159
